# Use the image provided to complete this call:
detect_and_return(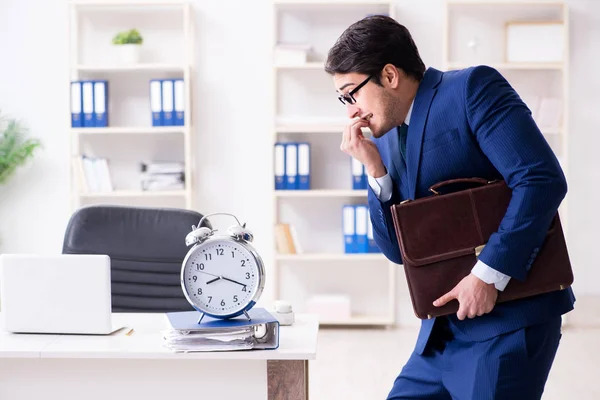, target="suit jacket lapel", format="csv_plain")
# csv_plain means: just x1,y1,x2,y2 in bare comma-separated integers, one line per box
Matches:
406,67,443,199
